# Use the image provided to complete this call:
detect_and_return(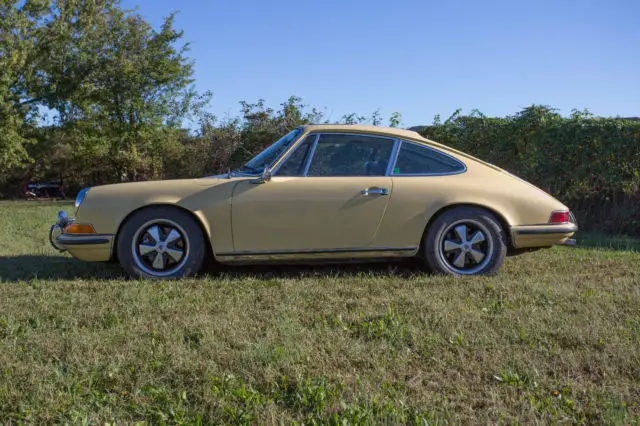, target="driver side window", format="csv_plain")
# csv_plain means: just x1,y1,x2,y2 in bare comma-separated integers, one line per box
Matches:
306,134,394,177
